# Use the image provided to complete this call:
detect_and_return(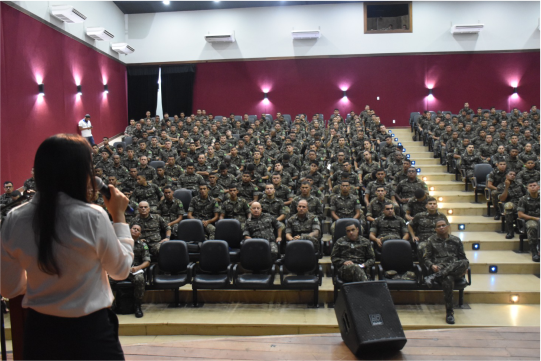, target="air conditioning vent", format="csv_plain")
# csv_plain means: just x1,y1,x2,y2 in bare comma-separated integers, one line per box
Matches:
111,43,135,55
205,33,235,43
450,24,484,34
86,27,114,41
50,5,87,23
292,30,321,40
